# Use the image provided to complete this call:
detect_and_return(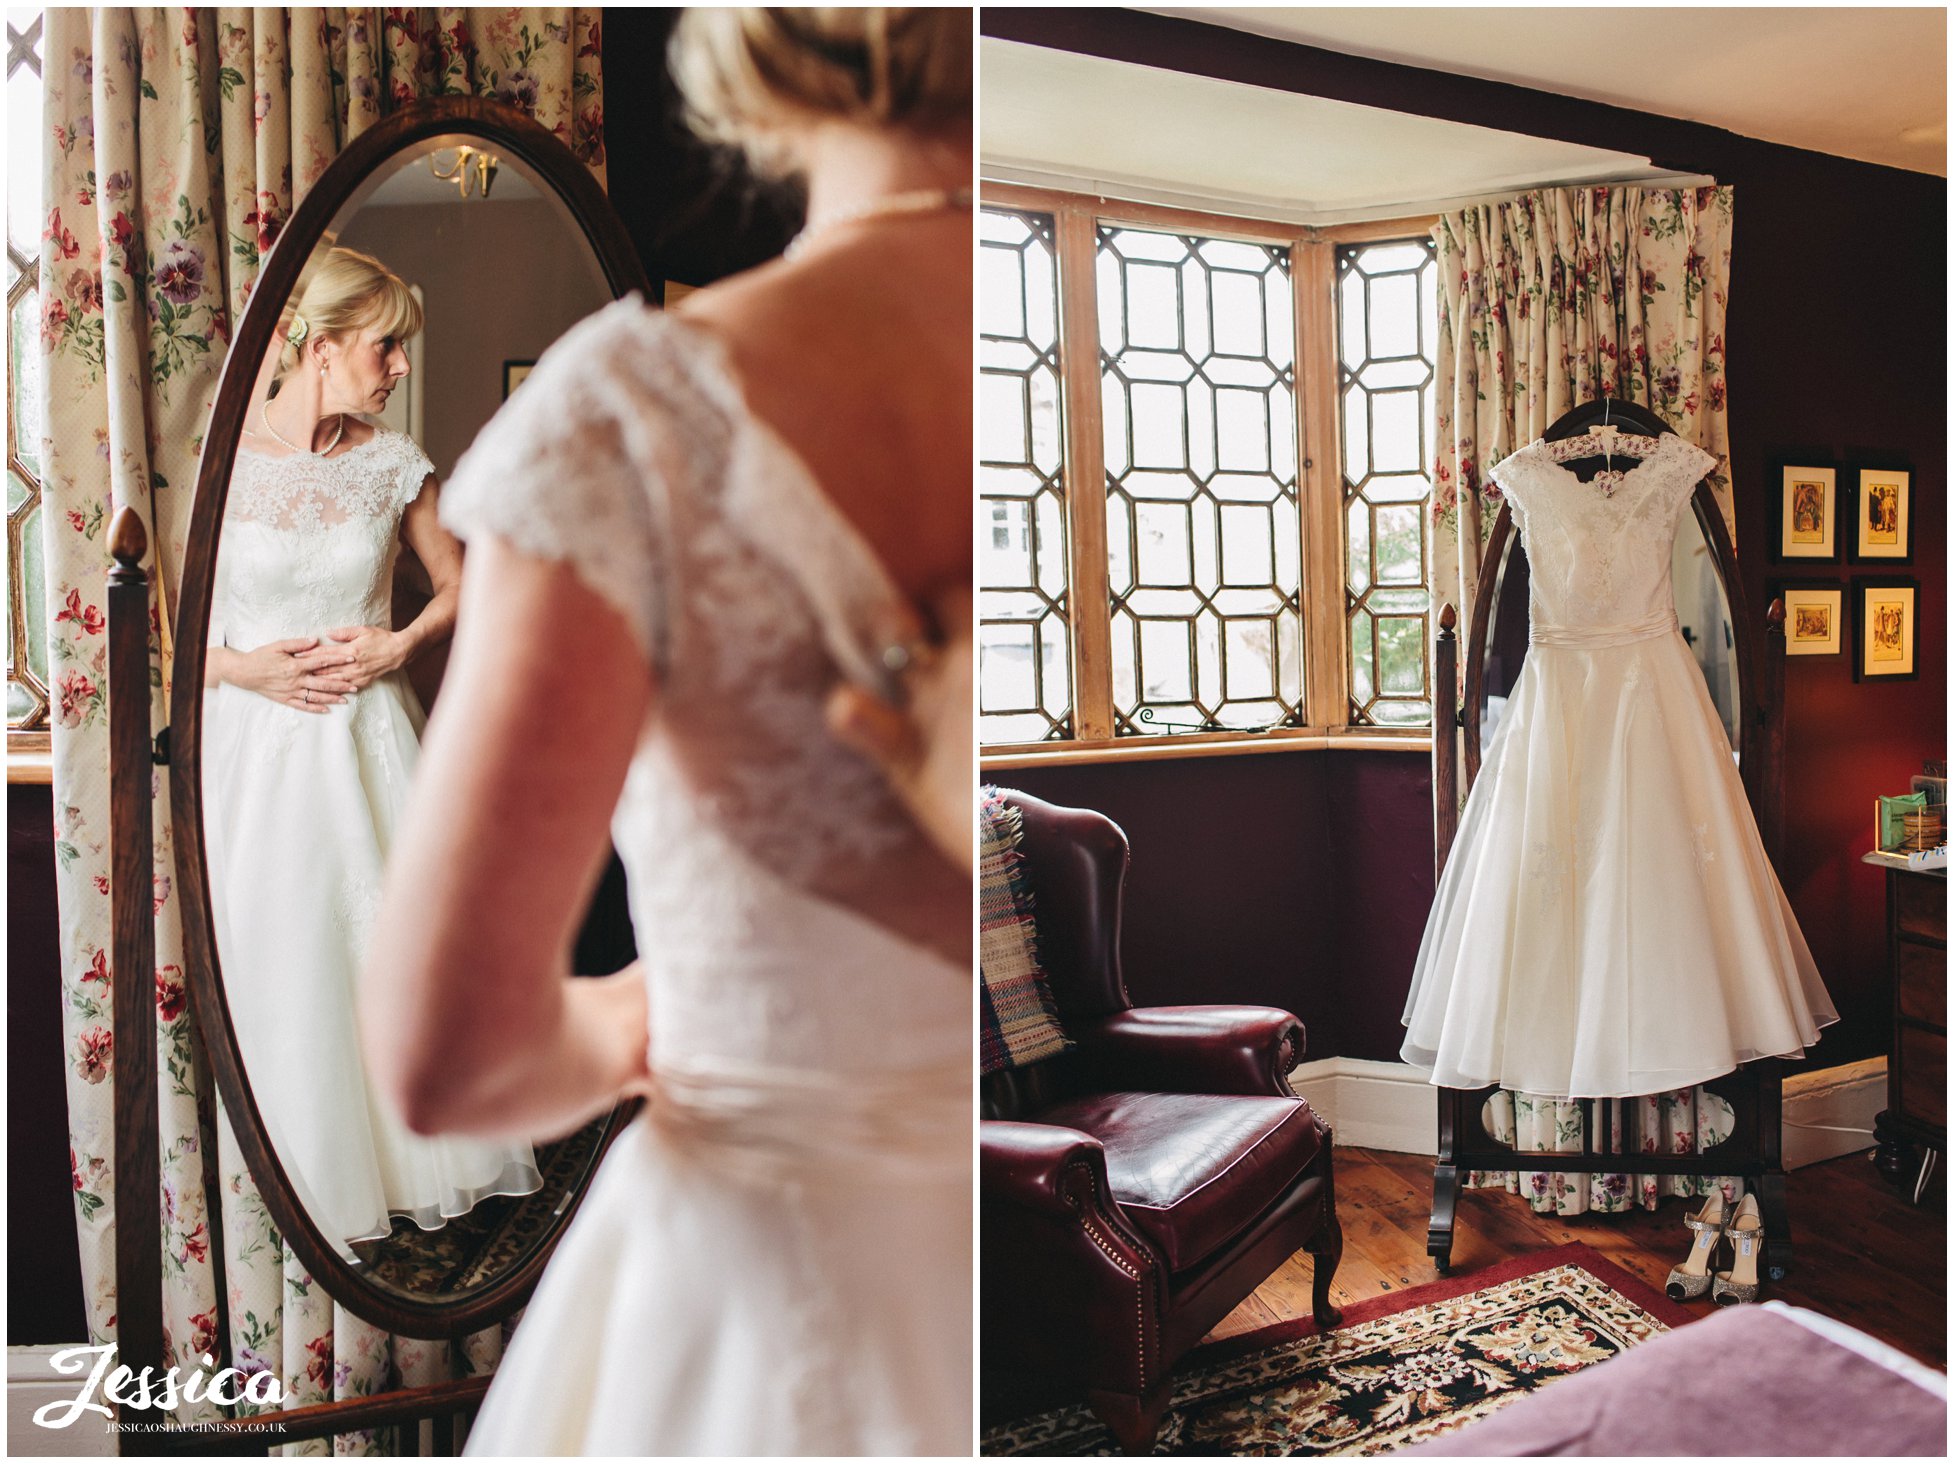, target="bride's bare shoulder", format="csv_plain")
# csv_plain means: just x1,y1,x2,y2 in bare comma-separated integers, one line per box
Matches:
669,258,826,374
671,233,965,406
